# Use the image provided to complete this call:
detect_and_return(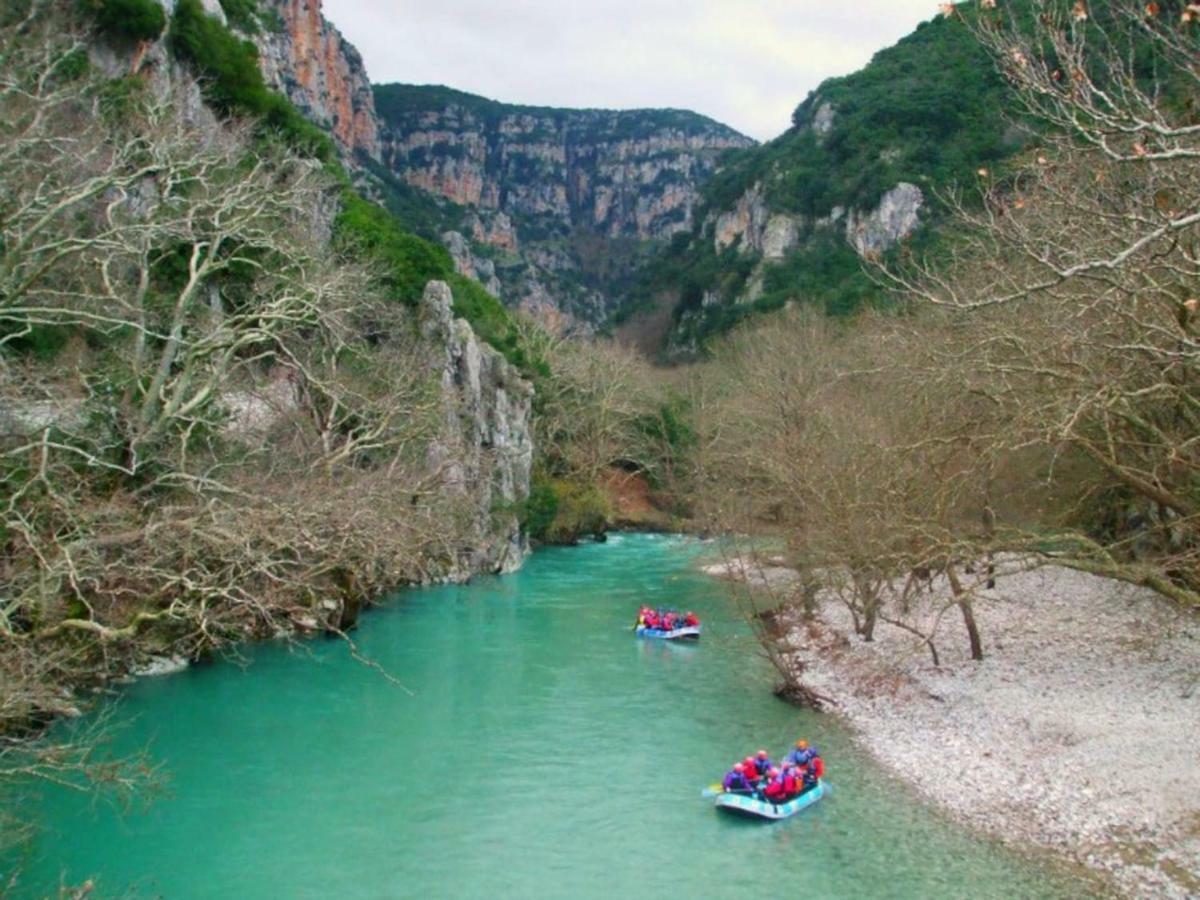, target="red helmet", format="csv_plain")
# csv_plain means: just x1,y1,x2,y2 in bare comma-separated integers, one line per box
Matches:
733,763,744,772
756,750,768,759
